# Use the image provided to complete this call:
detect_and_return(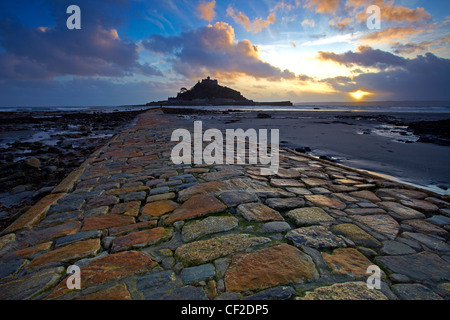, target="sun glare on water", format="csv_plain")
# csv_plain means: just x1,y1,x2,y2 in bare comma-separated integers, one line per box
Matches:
350,90,371,100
